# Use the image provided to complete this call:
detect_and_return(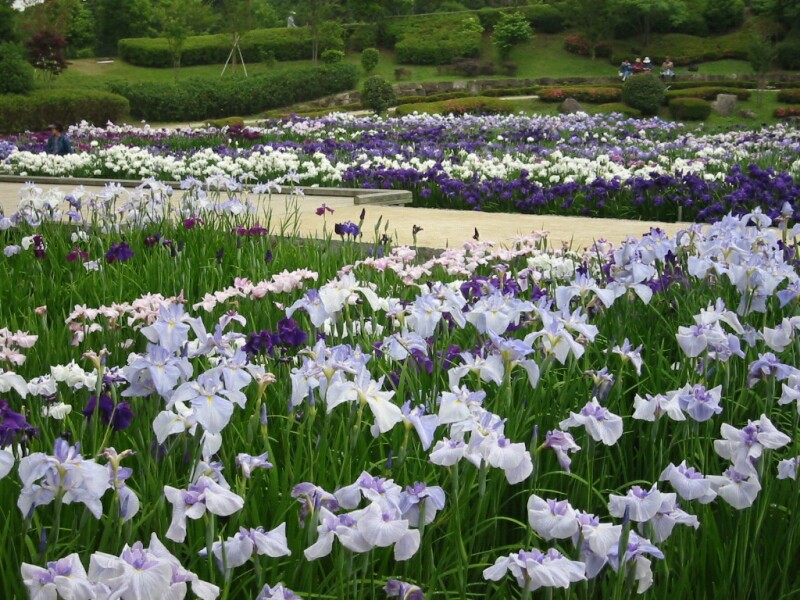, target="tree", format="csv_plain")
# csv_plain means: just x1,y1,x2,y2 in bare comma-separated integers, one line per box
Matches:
0,0,19,43
748,33,776,107
296,0,339,63
25,28,68,81
610,0,688,46
155,0,217,80
92,0,156,56
492,11,532,61
565,0,614,60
